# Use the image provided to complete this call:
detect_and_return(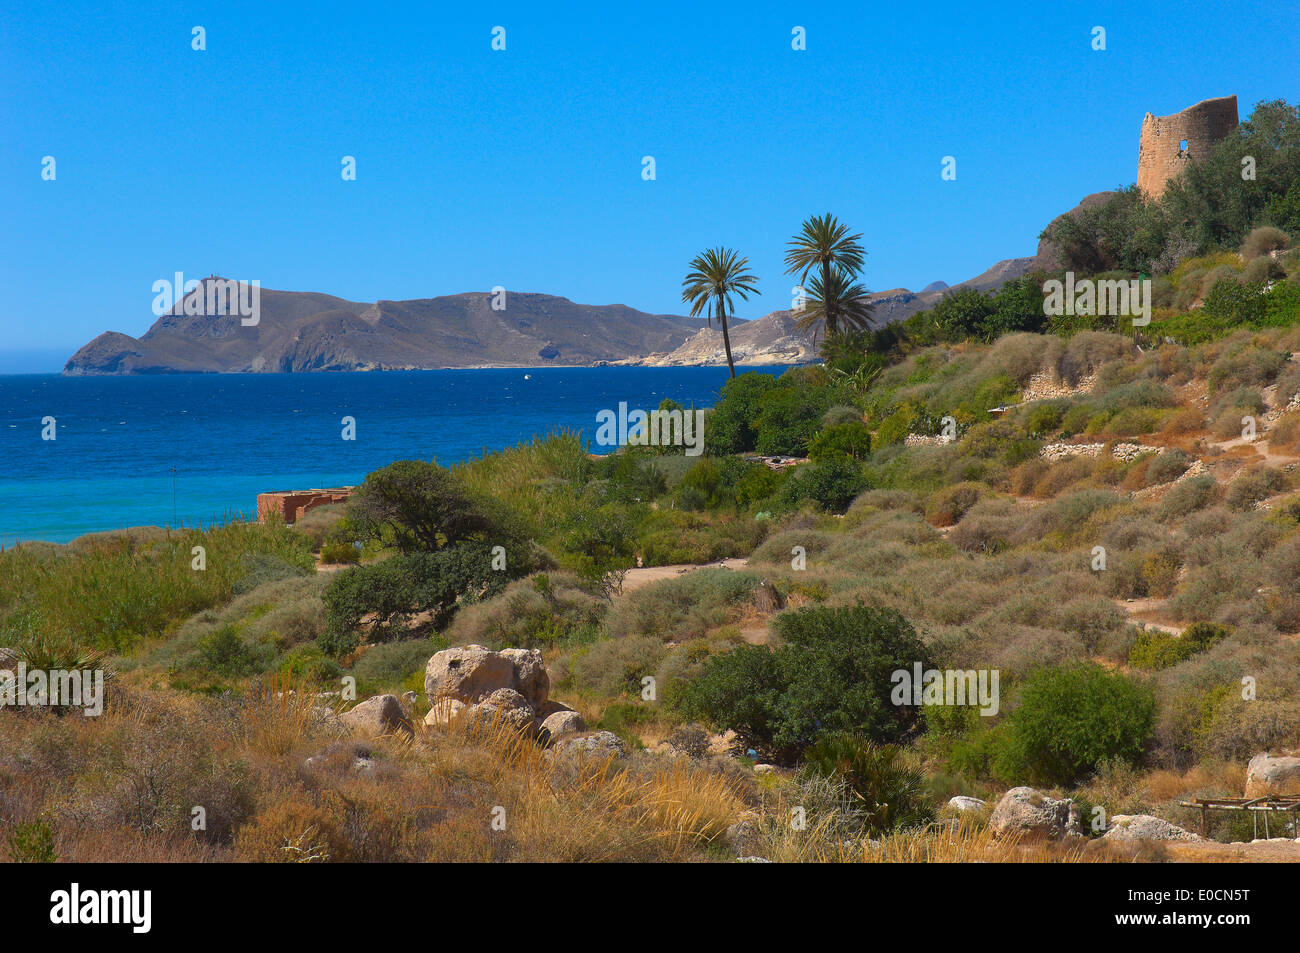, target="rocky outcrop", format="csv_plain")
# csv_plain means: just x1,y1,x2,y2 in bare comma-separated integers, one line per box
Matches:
989,787,1084,840
424,645,539,708
464,688,537,735
1245,751,1300,797
620,310,818,367
422,644,592,742
1103,815,1202,842
1039,441,1155,463
548,730,628,759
